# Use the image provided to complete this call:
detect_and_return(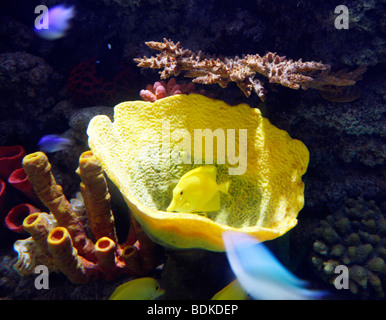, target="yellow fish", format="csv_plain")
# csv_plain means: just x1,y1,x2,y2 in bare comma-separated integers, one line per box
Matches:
211,279,248,300
166,165,230,213
109,277,165,300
